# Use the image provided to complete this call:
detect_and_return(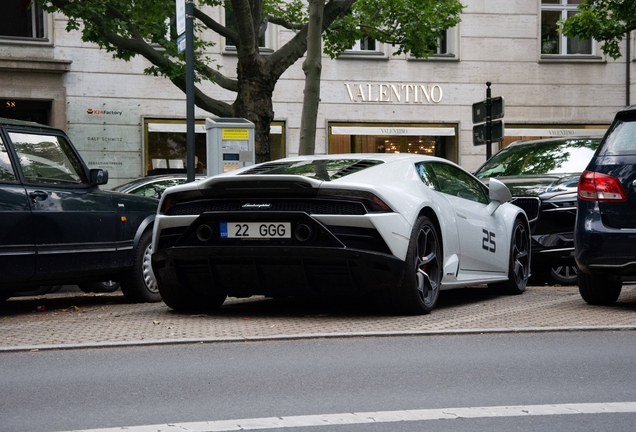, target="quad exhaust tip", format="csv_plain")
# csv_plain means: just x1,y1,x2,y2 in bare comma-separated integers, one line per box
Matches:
196,224,213,242
294,224,313,242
